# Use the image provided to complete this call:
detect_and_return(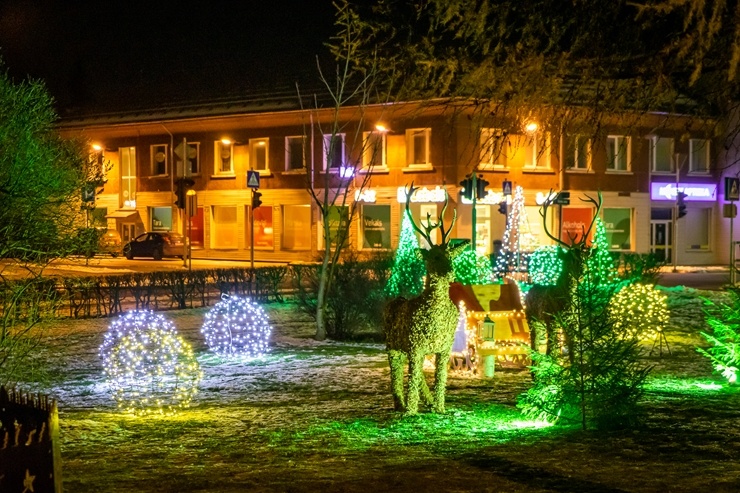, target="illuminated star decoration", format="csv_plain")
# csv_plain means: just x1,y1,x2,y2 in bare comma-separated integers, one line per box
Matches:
22,469,35,493
201,295,272,360
99,310,202,415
